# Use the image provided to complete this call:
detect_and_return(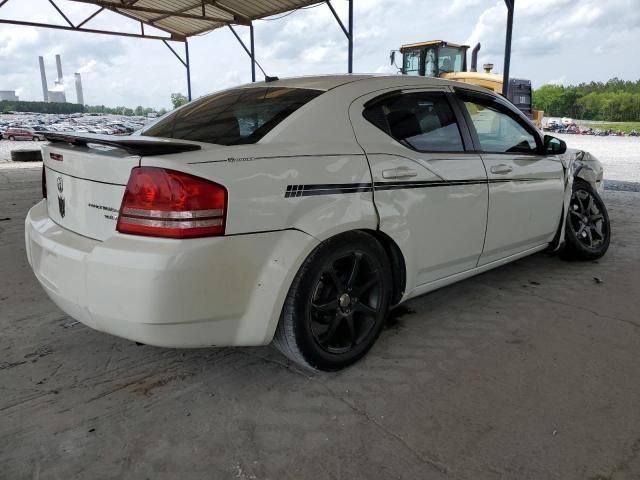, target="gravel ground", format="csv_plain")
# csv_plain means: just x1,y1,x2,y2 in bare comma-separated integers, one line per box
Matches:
556,134,640,185
1,167,640,480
